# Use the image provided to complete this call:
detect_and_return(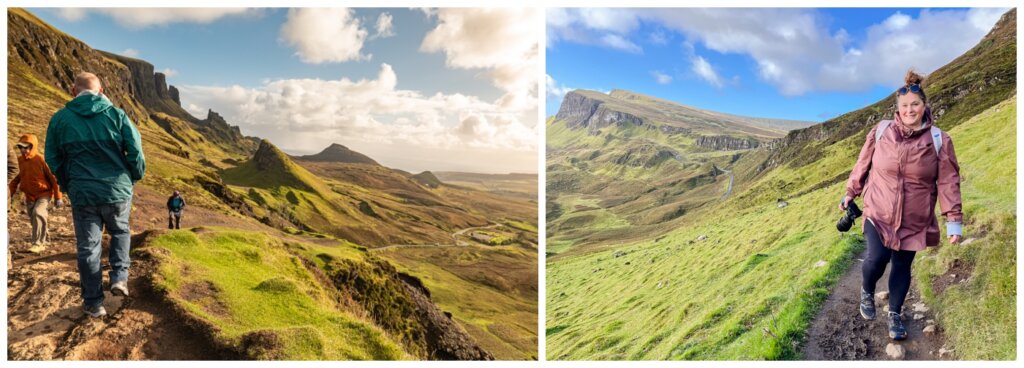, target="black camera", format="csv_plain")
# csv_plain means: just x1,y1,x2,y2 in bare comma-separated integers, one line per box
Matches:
837,200,862,232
